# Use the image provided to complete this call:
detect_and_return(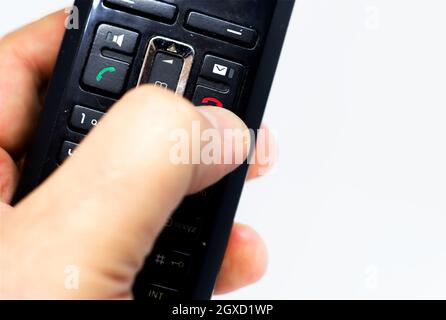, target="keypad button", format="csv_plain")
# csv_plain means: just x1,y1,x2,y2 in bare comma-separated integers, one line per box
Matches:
146,284,179,301
148,52,184,92
164,216,202,241
149,250,191,276
192,85,235,110
201,55,244,86
70,105,104,133
82,54,130,96
94,24,139,54
186,12,257,47
59,141,78,164
104,0,178,22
